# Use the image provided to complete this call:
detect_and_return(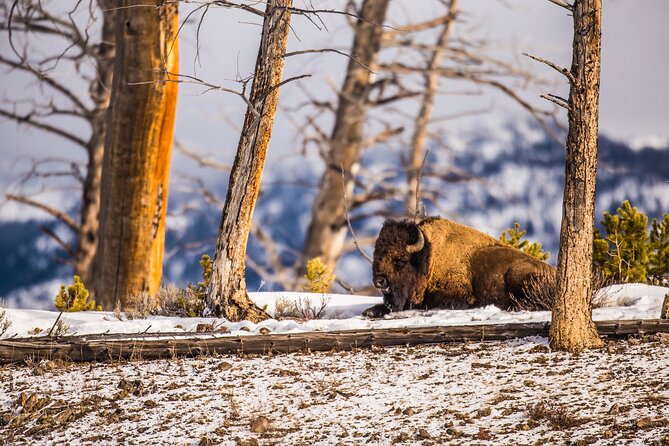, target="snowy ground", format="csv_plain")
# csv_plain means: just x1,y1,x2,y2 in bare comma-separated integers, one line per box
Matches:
1,284,667,339
1,335,668,445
